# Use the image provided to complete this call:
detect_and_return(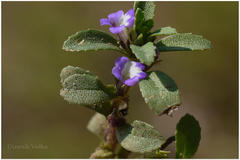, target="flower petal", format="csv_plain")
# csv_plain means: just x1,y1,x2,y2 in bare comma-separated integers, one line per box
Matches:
112,66,123,81
115,56,129,67
135,62,146,70
137,72,147,79
100,18,111,26
126,17,135,28
108,10,124,25
125,9,135,27
112,56,129,81
109,26,125,34
112,56,146,86
126,9,134,17
124,76,139,86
